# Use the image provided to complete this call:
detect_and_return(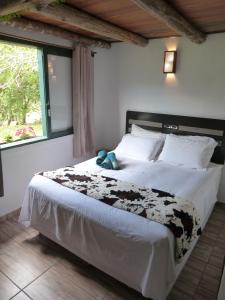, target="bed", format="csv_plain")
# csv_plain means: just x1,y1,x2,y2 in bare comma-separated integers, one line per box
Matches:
19,111,225,300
